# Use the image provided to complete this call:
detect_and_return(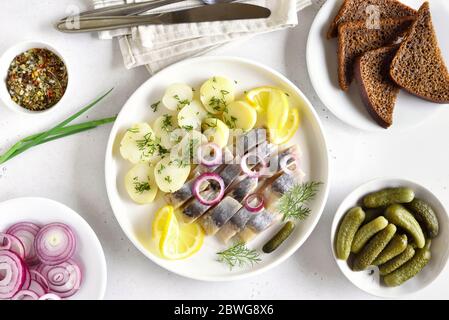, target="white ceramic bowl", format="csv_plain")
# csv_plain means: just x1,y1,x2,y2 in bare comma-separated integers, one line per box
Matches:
0,197,107,300
0,41,70,116
331,178,449,298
